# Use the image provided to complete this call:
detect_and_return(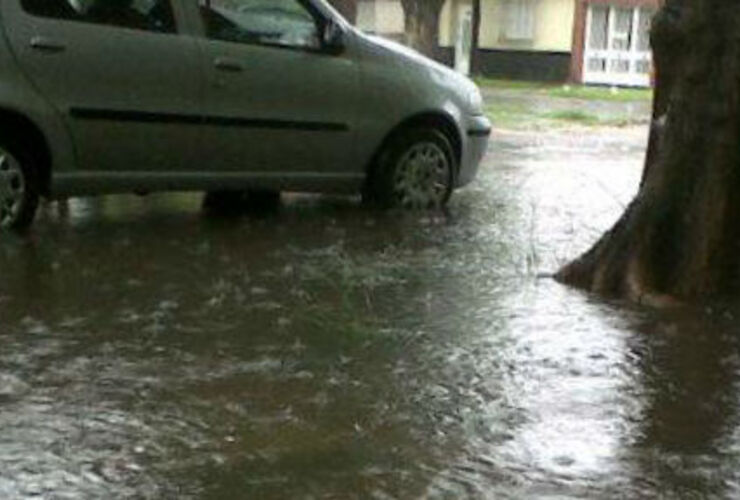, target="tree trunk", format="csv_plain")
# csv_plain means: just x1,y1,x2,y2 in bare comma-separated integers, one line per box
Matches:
328,0,357,23
400,0,446,58
471,0,482,75
556,0,740,305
